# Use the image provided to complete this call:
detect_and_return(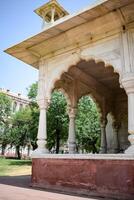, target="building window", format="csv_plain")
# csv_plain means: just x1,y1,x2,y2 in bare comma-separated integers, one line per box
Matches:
13,102,17,112
20,104,23,110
